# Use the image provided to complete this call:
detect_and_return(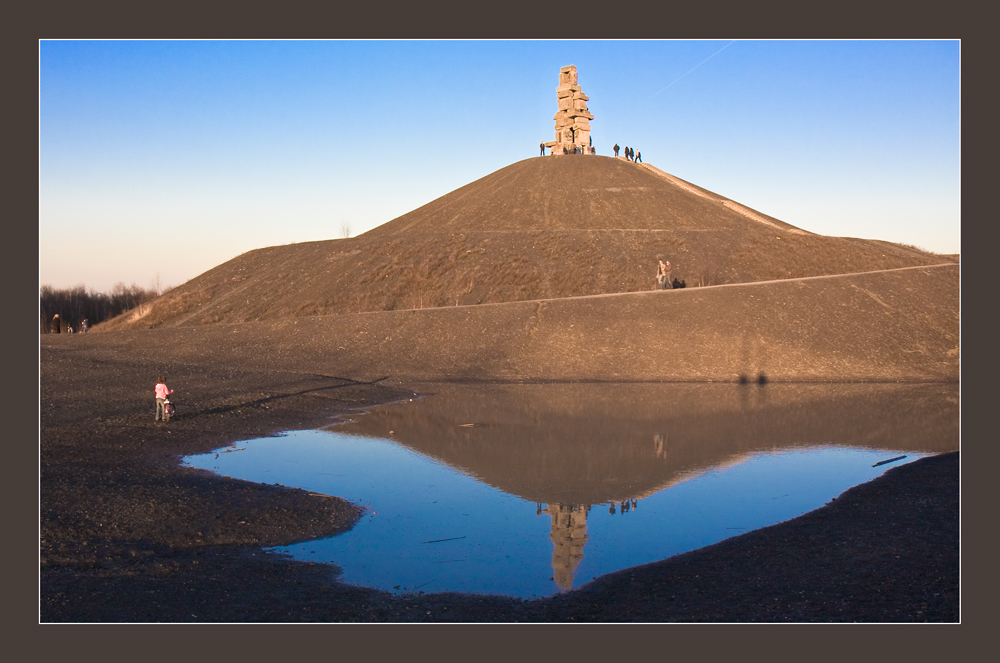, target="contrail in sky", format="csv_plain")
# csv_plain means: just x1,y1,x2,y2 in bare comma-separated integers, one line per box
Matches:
649,40,737,99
